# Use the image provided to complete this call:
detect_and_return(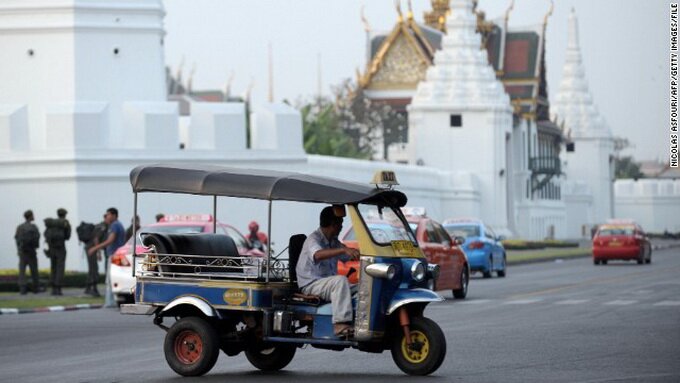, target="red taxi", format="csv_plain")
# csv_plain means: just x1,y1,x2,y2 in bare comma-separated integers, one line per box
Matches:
592,220,652,265
110,214,264,304
342,207,469,299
